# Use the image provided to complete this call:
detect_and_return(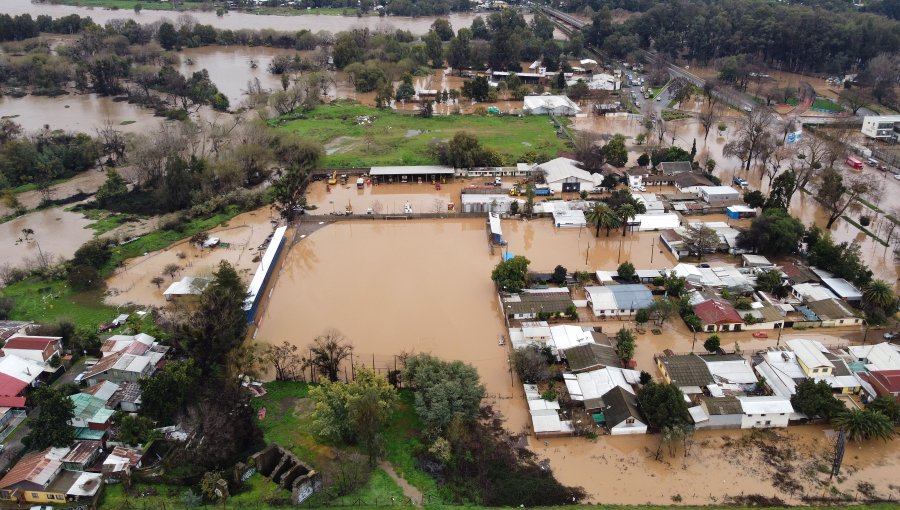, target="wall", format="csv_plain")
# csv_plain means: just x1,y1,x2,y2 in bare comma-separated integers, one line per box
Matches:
741,413,789,428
